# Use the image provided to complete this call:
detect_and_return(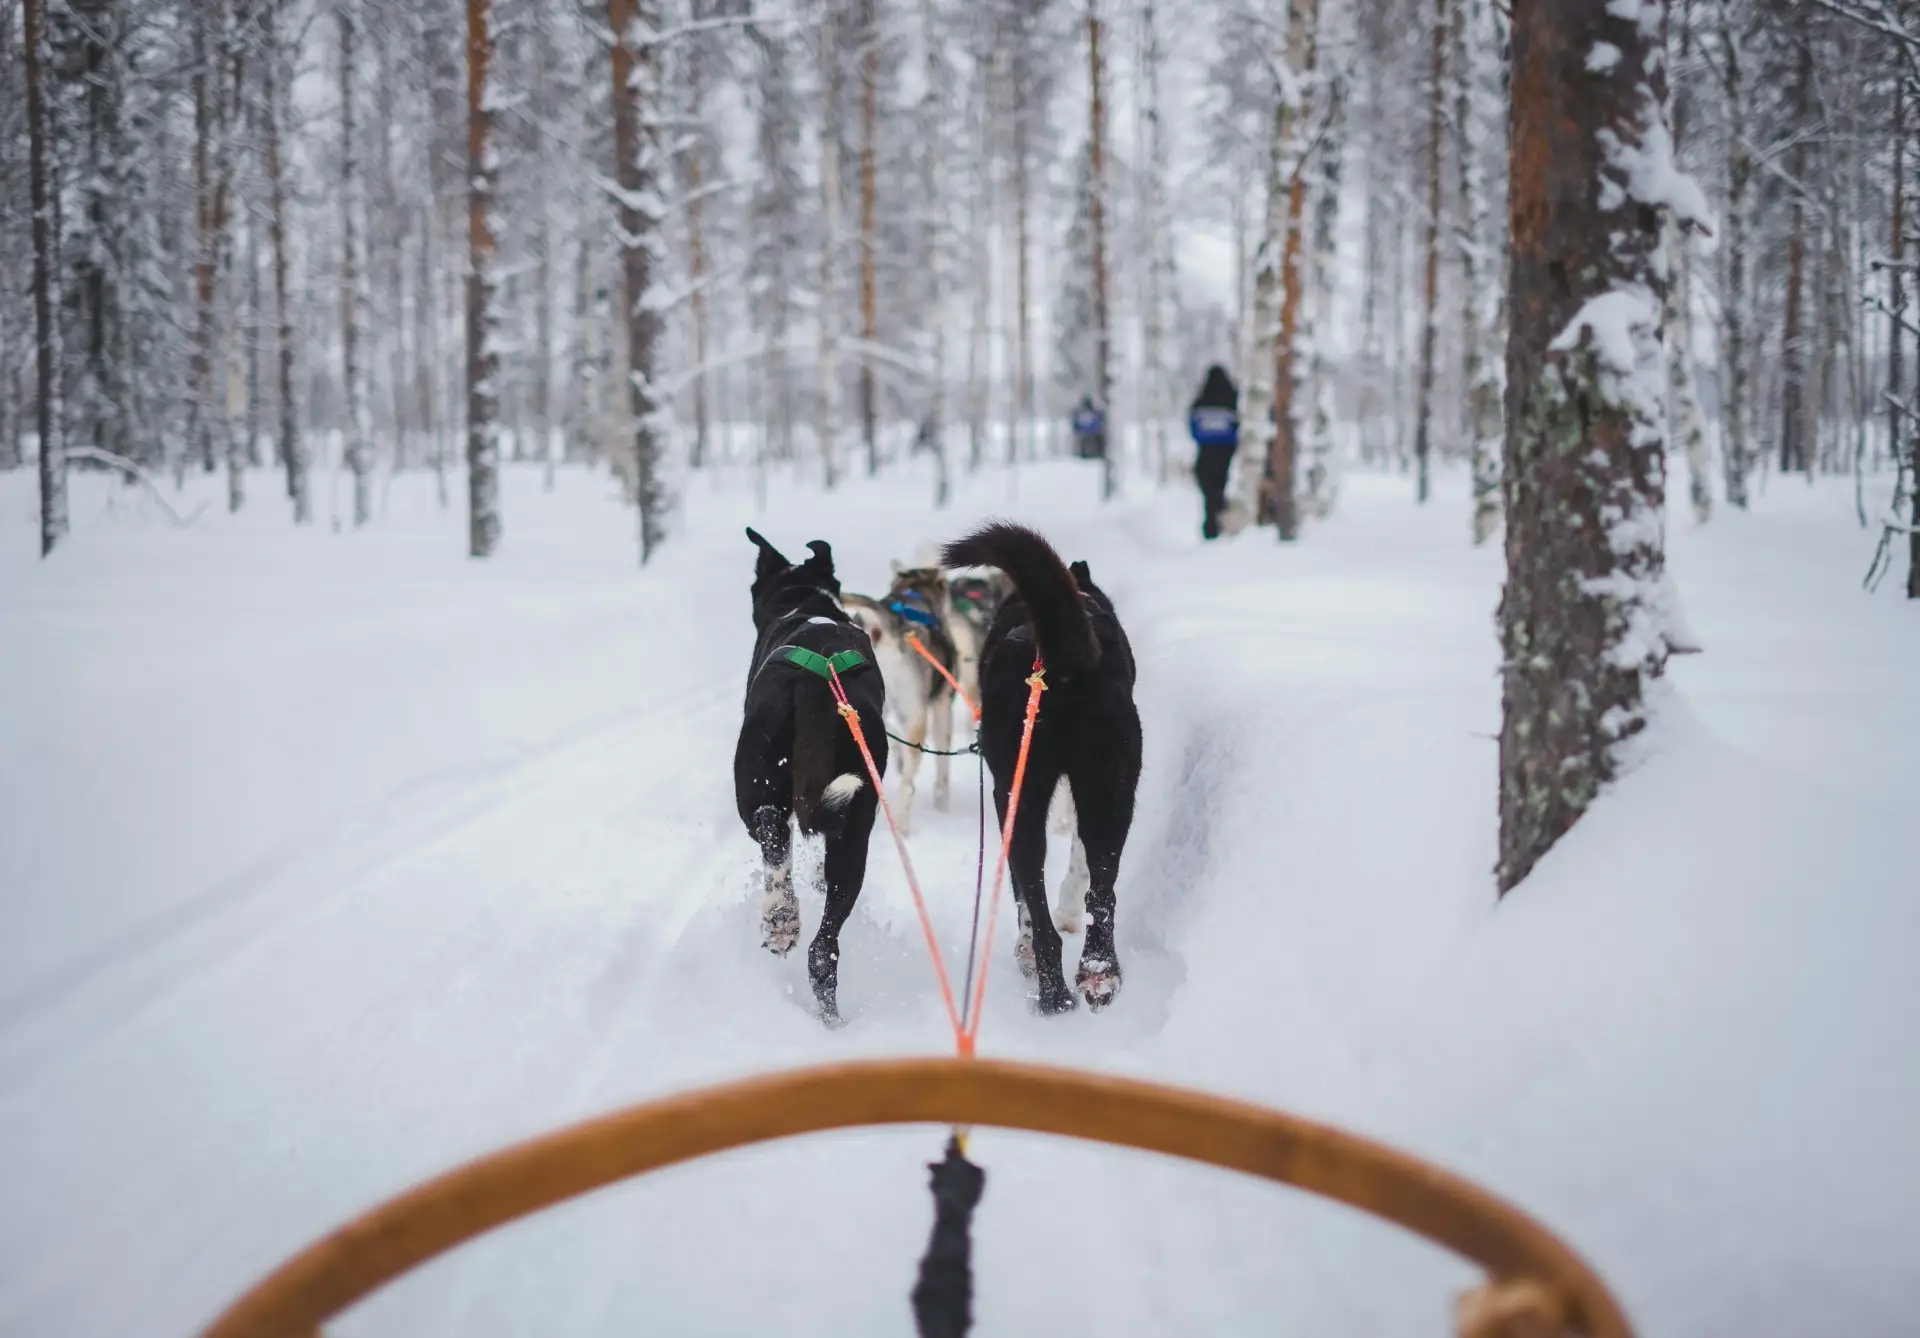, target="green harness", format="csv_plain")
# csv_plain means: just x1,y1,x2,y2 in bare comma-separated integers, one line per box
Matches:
779,645,870,681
